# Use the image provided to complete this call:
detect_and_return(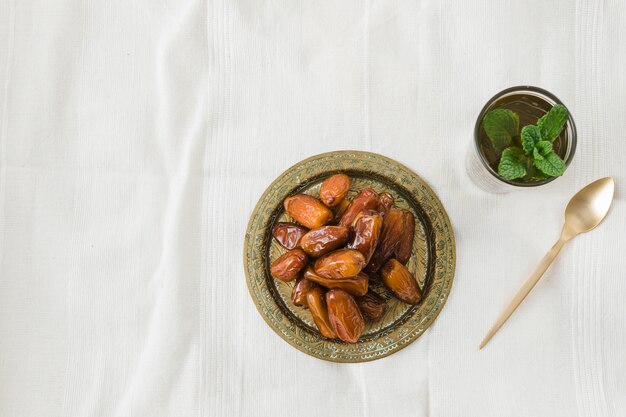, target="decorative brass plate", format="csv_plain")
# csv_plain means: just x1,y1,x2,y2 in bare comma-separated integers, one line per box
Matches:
244,151,455,362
